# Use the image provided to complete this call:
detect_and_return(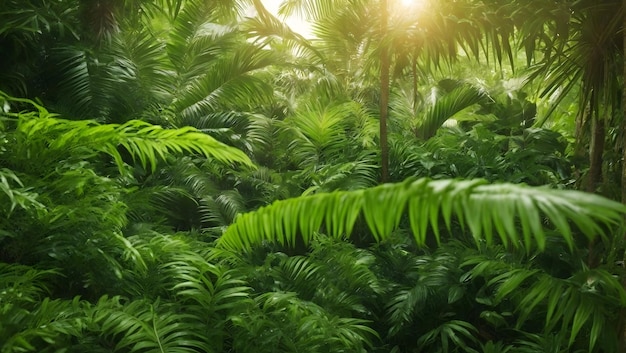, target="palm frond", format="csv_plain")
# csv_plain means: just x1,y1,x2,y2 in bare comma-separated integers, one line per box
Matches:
462,244,625,352
199,190,248,230
417,84,487,139
1,297,85,352
105,25,173,120
244,0,321,63
0,167,44,214
278,0,362,21
172,44,276,122
94,296,213,353
386,249,463,335
50,46,114,119
162,253,251,320
493,267,624,351
13,107,253,172
230,291,376,352
218,178,626,251
0,1,78,38
417,319,479,353
285,102,358,168
166,1,240,83
0,263,55,306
